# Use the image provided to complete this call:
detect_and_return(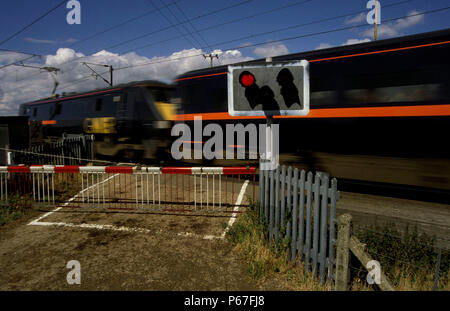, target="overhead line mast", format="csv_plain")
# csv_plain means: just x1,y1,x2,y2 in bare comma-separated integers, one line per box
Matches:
12,63,60,95
203,53,219,68
81,62,114,87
